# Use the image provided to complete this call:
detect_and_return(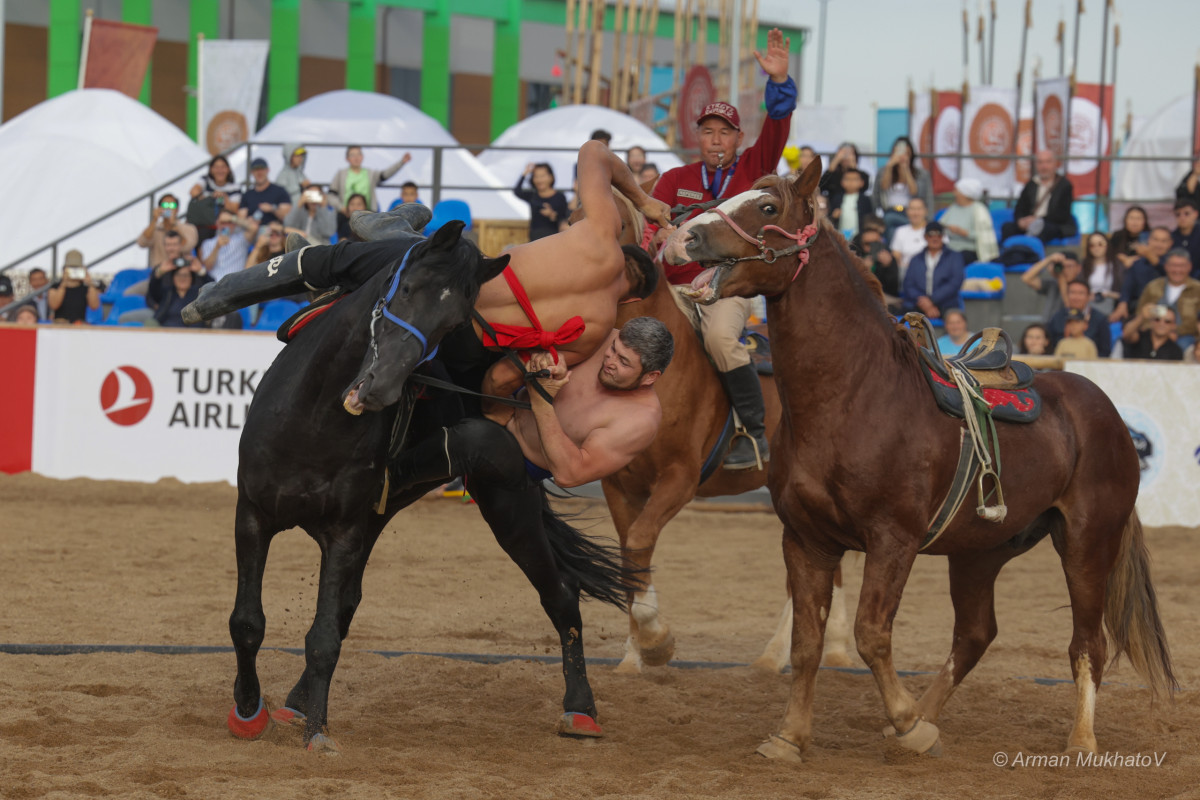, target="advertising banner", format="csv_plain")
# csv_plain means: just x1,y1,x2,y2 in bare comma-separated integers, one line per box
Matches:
1065,361,1200,527
960,86,1018,197
1034,77,1070,158
1066,83,1115,198
198,39,270,155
